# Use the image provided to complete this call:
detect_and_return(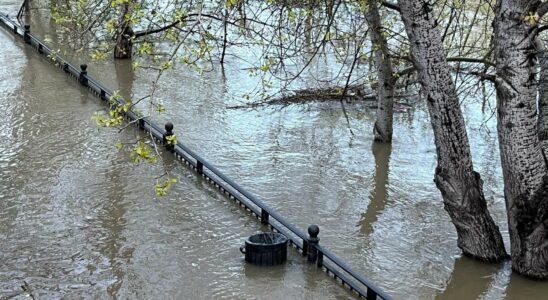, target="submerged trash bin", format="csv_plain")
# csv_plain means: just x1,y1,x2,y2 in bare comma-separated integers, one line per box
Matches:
240,232,288,266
